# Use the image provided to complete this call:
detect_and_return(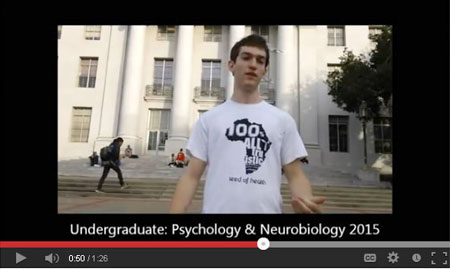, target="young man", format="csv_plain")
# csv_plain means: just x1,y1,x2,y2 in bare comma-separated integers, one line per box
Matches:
96,137,129,193
124,145,133,158
170,34,325,213
175,148,186,167
168,153,177,168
